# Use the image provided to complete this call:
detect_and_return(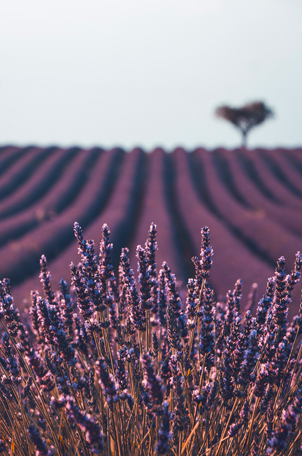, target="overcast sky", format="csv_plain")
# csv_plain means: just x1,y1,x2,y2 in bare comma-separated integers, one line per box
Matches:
0,0,301,150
